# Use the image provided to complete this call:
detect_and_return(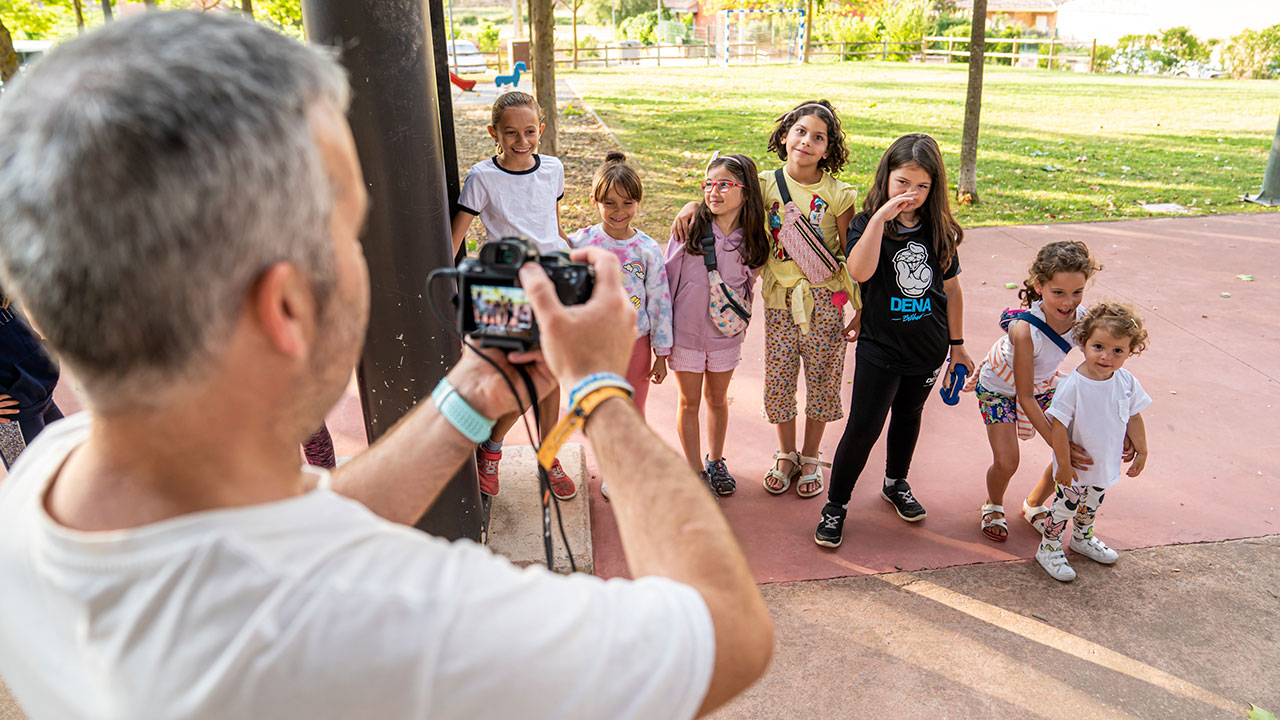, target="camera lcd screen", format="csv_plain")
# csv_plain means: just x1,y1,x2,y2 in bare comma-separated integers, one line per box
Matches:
470,284,535,341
